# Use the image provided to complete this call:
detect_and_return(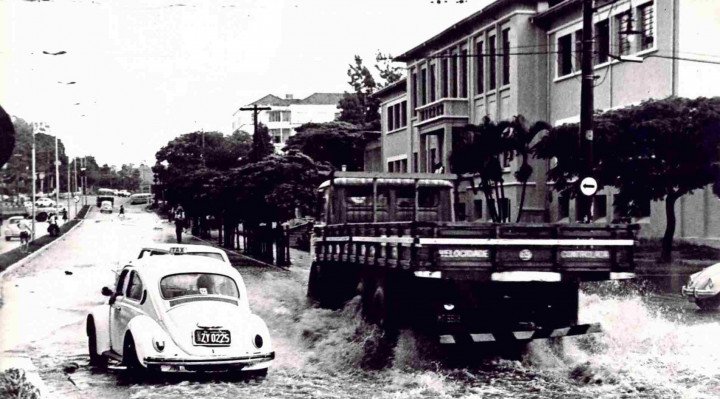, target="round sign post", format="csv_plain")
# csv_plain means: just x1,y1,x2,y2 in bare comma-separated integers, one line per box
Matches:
580,177,598,196
73,195,80,203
